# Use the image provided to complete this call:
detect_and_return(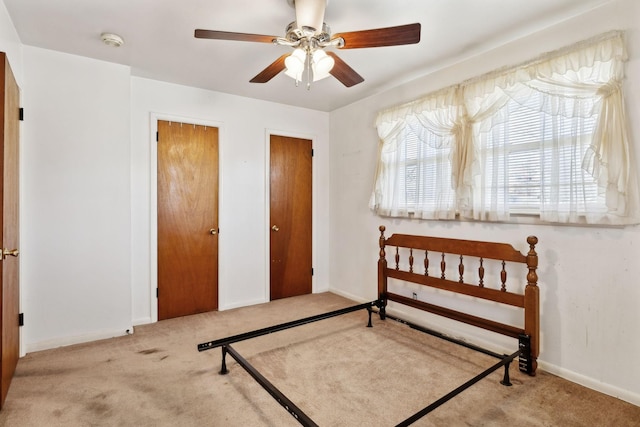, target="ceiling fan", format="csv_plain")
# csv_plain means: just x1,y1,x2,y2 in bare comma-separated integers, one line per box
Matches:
195,0,421,89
